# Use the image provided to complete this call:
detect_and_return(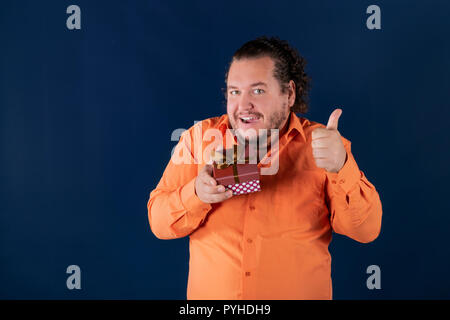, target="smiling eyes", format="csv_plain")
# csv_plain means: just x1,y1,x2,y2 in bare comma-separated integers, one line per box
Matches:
229,88,265,96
